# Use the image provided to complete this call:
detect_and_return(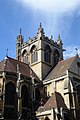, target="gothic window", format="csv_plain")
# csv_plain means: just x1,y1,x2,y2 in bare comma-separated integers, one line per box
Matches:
4,82,17,119
31,45,38,63
54,49,60,66
5,82,16,105
21,85,30,119
35,88,40,101
44,45,51,63
76,84,80,107
77,62,80,75
22,50,28,63
21,84,29,108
